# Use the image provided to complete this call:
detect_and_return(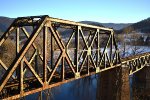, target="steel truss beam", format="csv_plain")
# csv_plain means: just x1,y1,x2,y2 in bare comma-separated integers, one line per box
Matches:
0,15,149,99
121,52,150,75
